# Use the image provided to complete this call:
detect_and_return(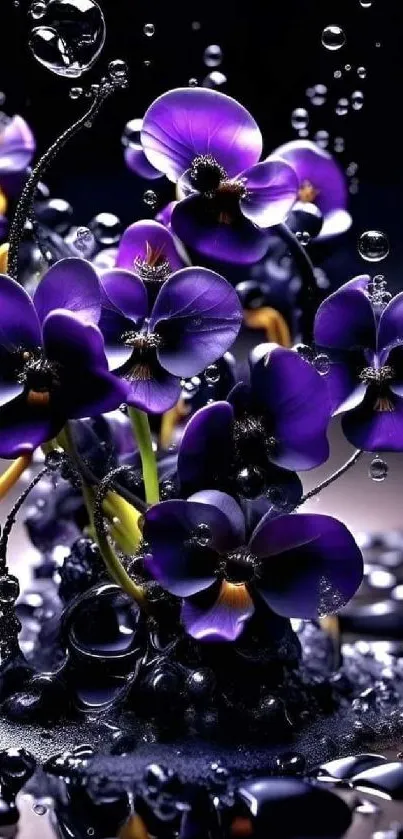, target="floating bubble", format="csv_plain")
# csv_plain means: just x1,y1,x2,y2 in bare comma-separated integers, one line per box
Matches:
352,90,364,110
314,353,330,375
143,189,157,207
358,230,389,262
203,44,222,67
359,0,373,7
369,457,388,482
357,66,367,78
89,212,122,245
191,21,201,30
30,1,46,19
204,364,220,384
314,129,329,148
335,97,349,116
344,64,352,71
188,77,198,86
143,22,155,37
296,231,310,246
334,136,345,153
73,226,95,255
346,161,358,176
143,60,152,68
311,84,327,106
29,0,106,78
321,25,346,51
108,59,128,82
69,86,83,99
202,71,227,89
334,69,342,79
291,107,309,130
